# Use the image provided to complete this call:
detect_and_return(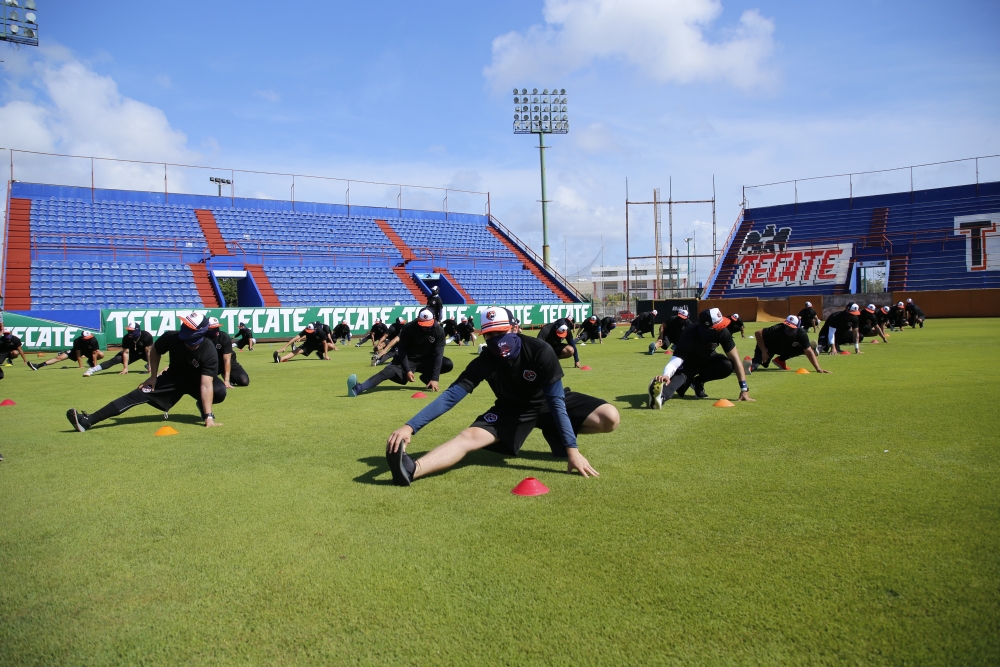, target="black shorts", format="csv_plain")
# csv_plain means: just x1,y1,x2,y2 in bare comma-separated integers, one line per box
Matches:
236,339,251,349
66,349,98,366
143,369,227,412
300,342,323,357
471,391,607,458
